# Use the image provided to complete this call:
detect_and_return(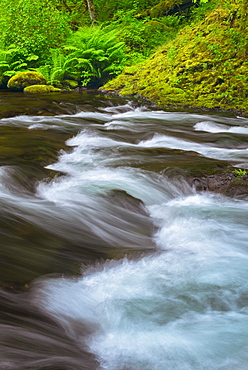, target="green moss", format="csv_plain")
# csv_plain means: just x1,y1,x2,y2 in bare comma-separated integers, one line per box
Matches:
103,1,248,114
63,79,79,89
7,71,47,91
24,85,61,93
